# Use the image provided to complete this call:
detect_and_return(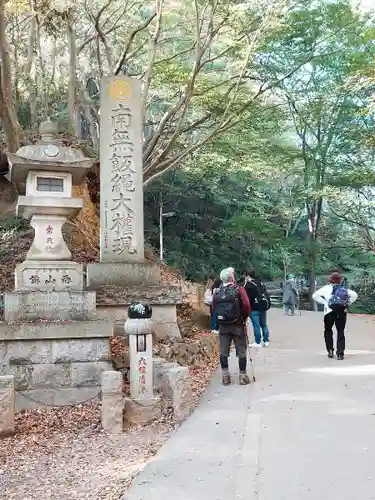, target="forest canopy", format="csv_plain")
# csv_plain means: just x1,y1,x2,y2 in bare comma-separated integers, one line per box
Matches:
1,0,375,308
